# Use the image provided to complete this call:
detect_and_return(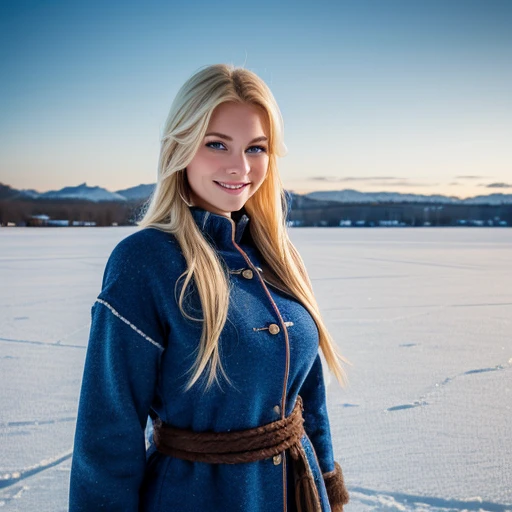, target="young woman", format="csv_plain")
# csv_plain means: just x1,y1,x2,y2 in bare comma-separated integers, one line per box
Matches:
69,64,349,512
